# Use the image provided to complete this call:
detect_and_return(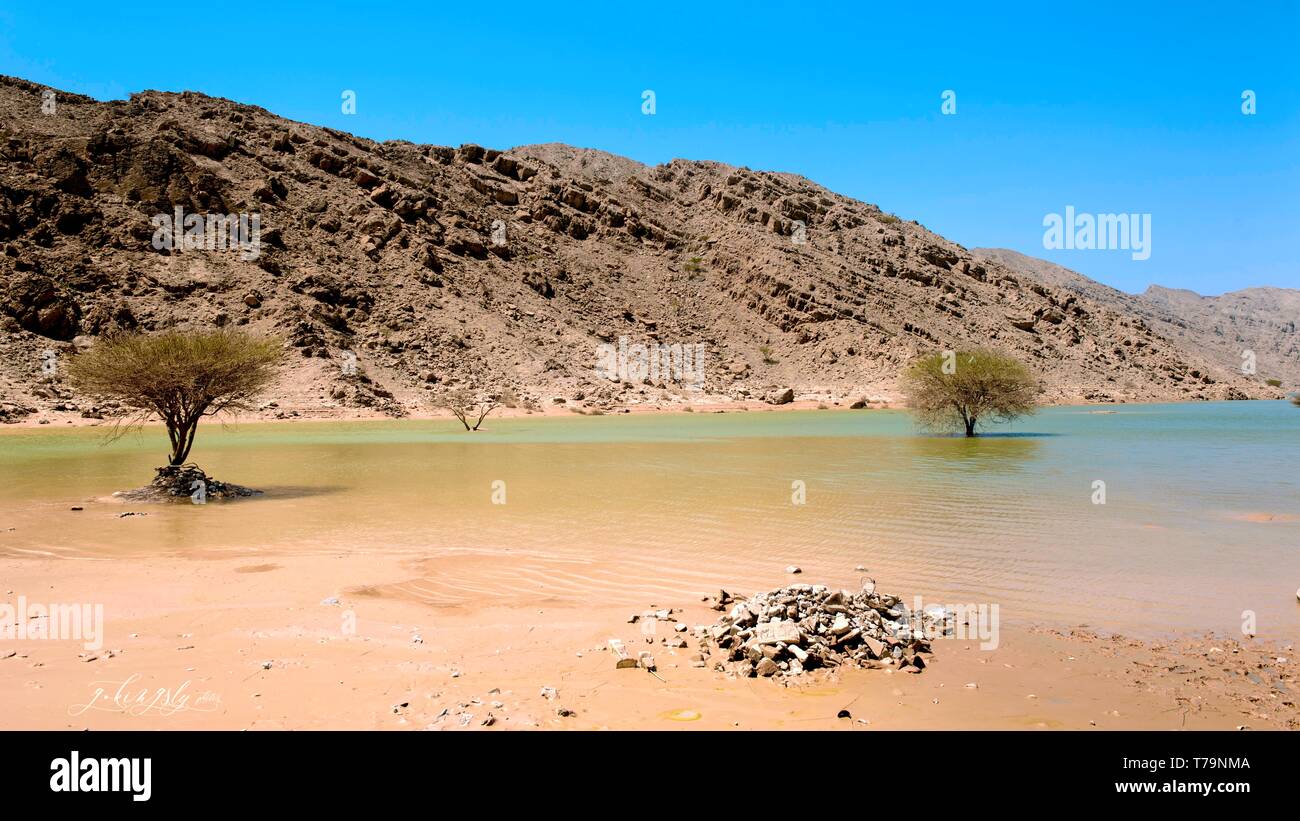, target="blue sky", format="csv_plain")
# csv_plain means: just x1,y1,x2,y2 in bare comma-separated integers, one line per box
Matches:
1,1,1296,294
